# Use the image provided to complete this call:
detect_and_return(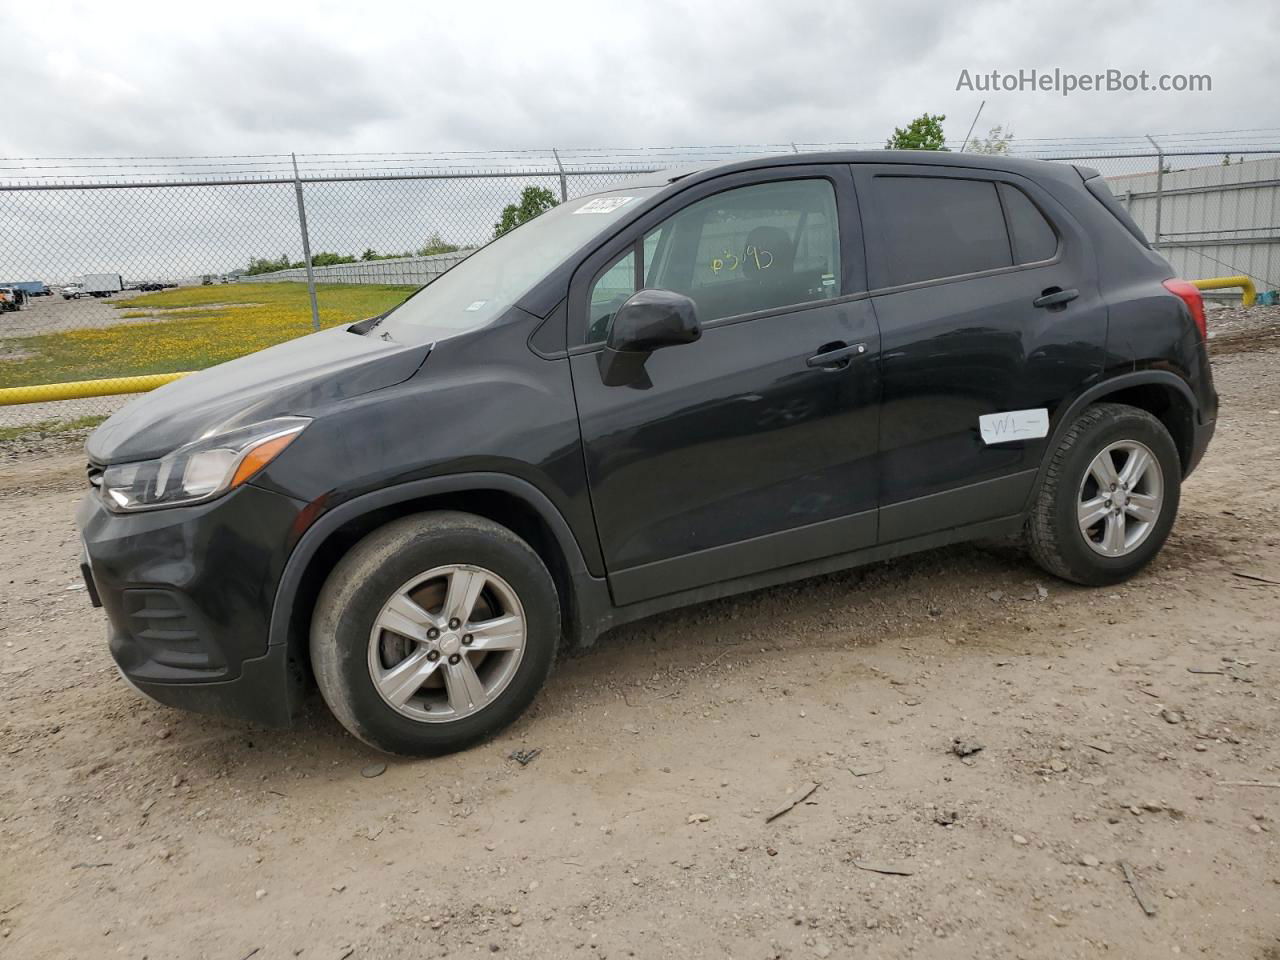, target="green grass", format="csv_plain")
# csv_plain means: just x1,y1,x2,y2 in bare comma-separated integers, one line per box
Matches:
0,414,109,442
0,282,417,388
